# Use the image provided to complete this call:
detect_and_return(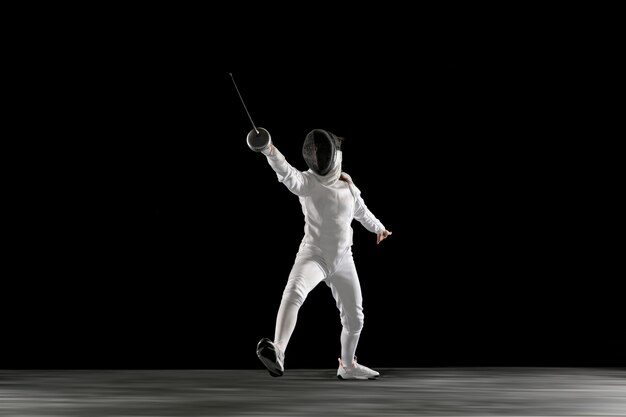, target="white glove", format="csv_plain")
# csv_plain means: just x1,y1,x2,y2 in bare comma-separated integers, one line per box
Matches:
260,143,274,156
